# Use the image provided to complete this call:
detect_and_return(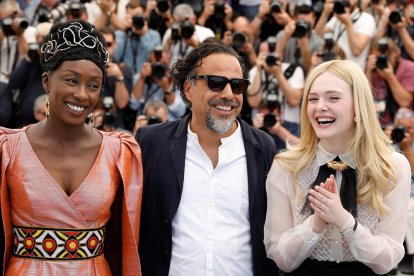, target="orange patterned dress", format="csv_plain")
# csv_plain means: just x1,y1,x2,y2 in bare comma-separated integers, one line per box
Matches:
0,126,143,275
